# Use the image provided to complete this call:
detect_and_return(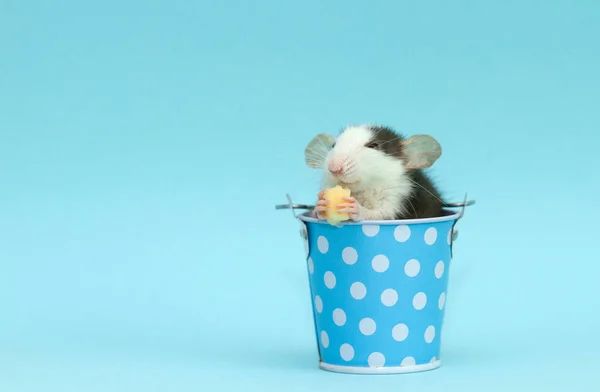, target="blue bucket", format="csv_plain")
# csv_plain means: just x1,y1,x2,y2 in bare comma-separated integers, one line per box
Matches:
295,208,464,375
